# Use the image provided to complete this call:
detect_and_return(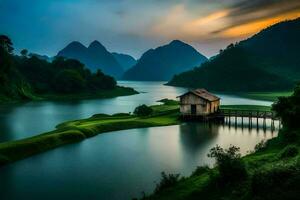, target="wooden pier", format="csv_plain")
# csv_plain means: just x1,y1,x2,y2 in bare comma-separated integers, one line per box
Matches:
181,109,281,131
219,109,280,131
